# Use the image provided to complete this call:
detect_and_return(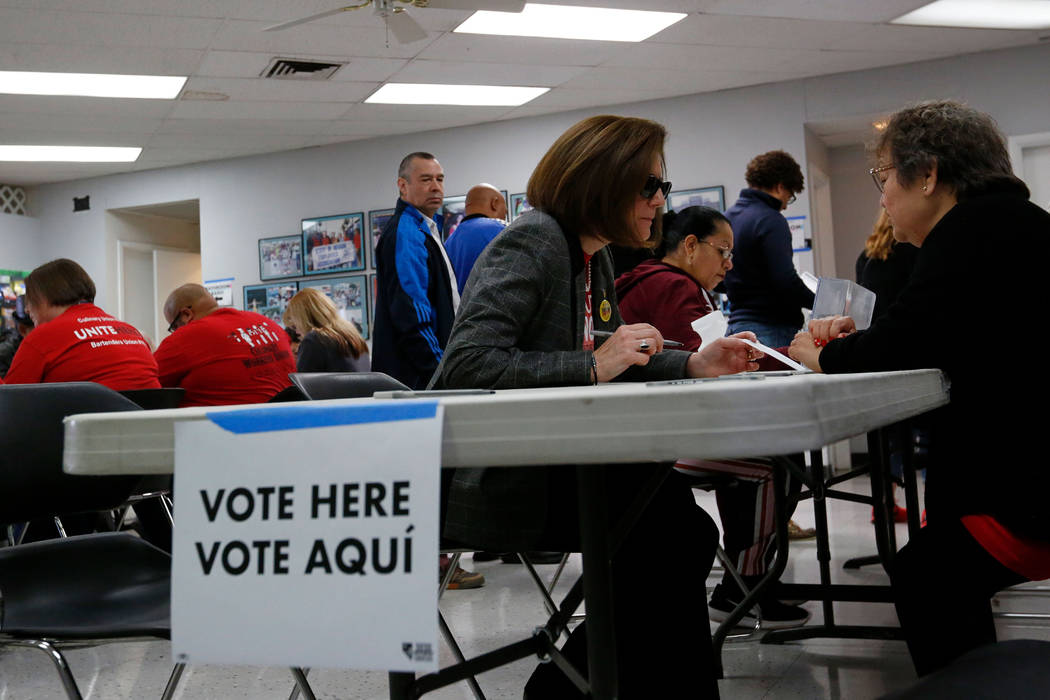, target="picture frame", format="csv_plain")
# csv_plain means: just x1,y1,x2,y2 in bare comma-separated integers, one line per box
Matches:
301,212,366,275
368,273,377,329
368,208,395,267
439,195,467,241
666,186,726,213
301,274,370,339
243,281,299,326
257,234,303,280
510,193,532,221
